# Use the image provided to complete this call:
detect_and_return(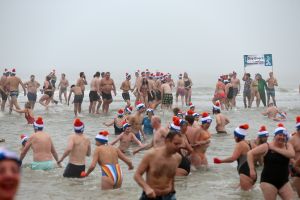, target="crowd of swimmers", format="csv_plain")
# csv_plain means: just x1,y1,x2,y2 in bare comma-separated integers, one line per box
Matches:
0,68,300,200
